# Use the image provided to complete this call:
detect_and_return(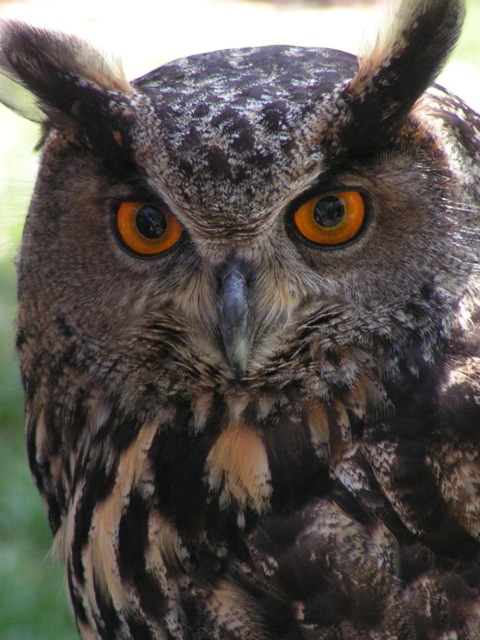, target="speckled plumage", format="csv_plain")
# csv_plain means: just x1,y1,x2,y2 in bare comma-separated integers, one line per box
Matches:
2,0,480,637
